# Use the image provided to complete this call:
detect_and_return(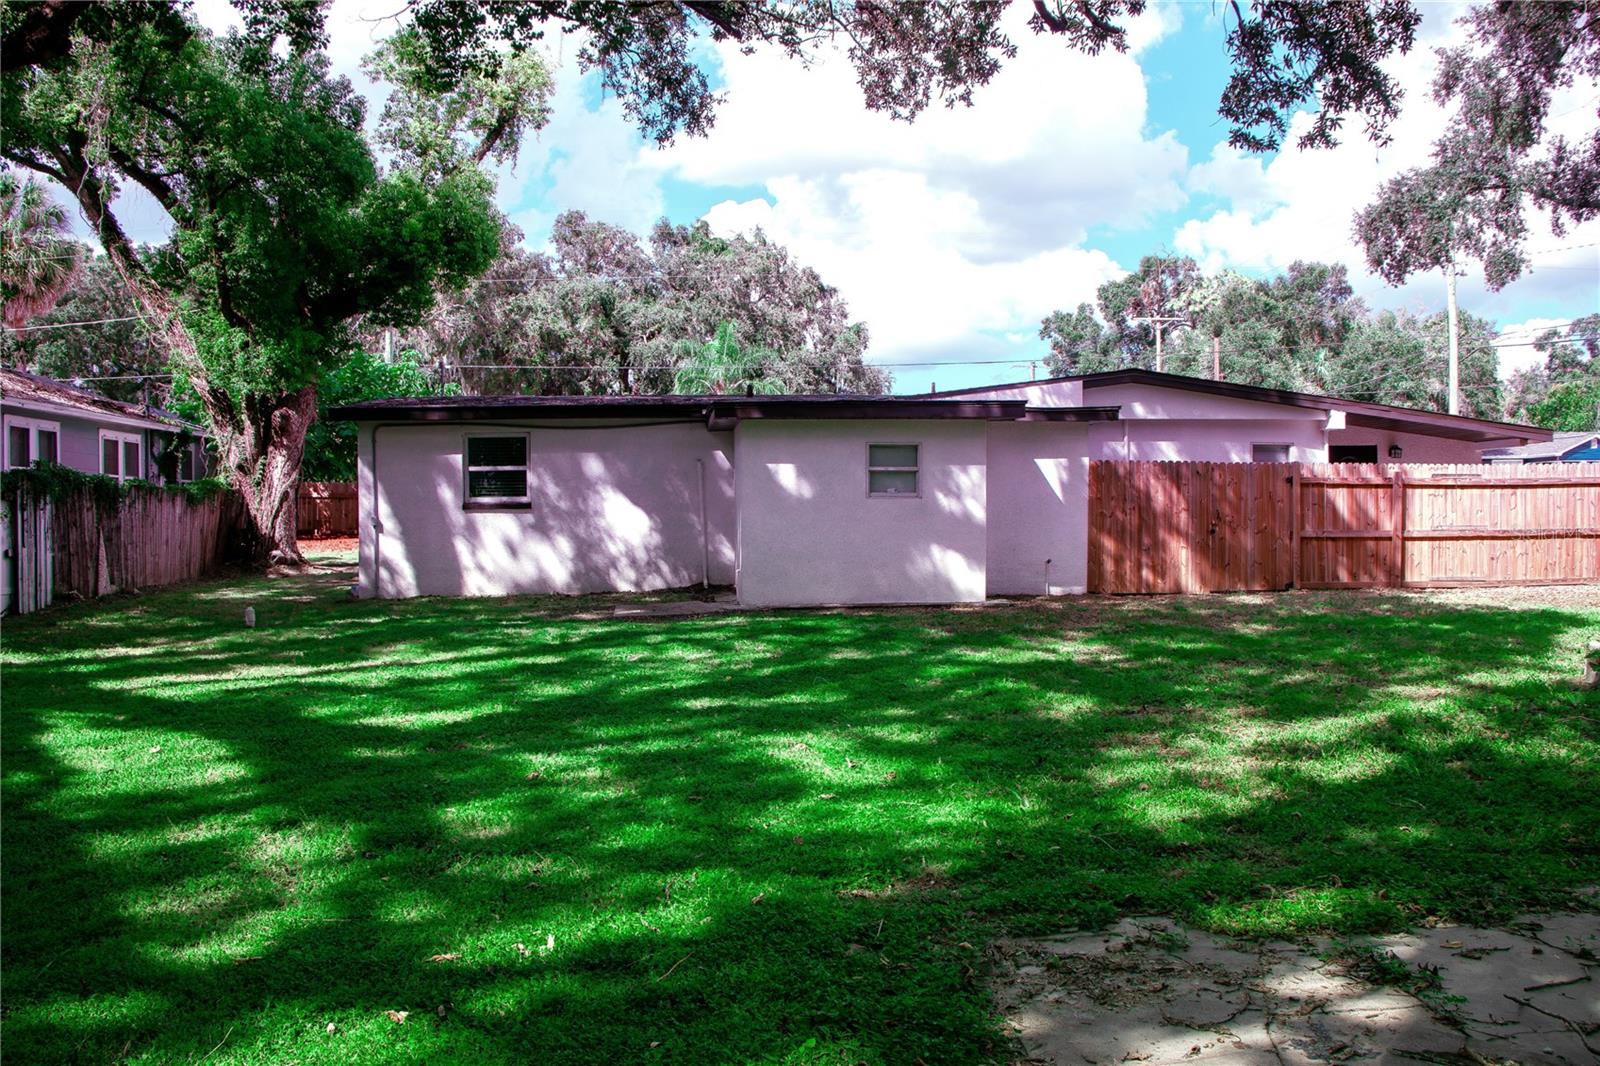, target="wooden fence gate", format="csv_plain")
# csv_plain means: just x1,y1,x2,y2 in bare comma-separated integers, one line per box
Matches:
1089,461,1600,594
